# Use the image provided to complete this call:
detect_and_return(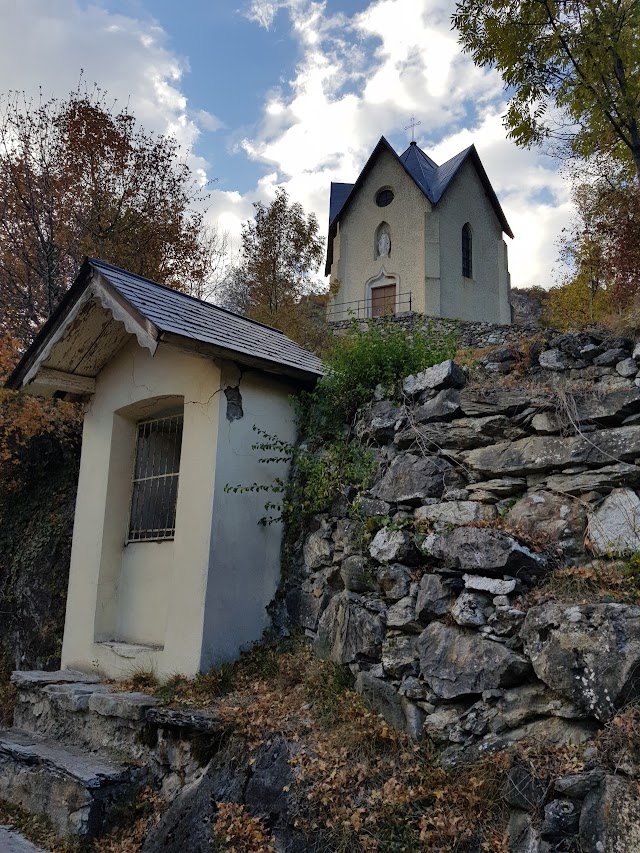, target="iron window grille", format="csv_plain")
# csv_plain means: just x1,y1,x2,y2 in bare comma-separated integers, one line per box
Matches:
127,413,184,543
462,223,473,278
